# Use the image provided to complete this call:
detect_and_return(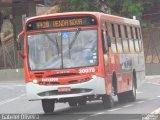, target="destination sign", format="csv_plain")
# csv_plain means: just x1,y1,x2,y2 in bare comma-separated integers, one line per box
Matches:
27,16,97,31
